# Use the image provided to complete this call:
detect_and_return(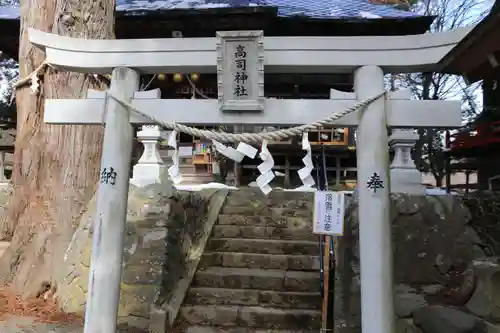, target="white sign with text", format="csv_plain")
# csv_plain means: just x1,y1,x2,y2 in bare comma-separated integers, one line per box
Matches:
216,30,264,112
313,191,345,236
